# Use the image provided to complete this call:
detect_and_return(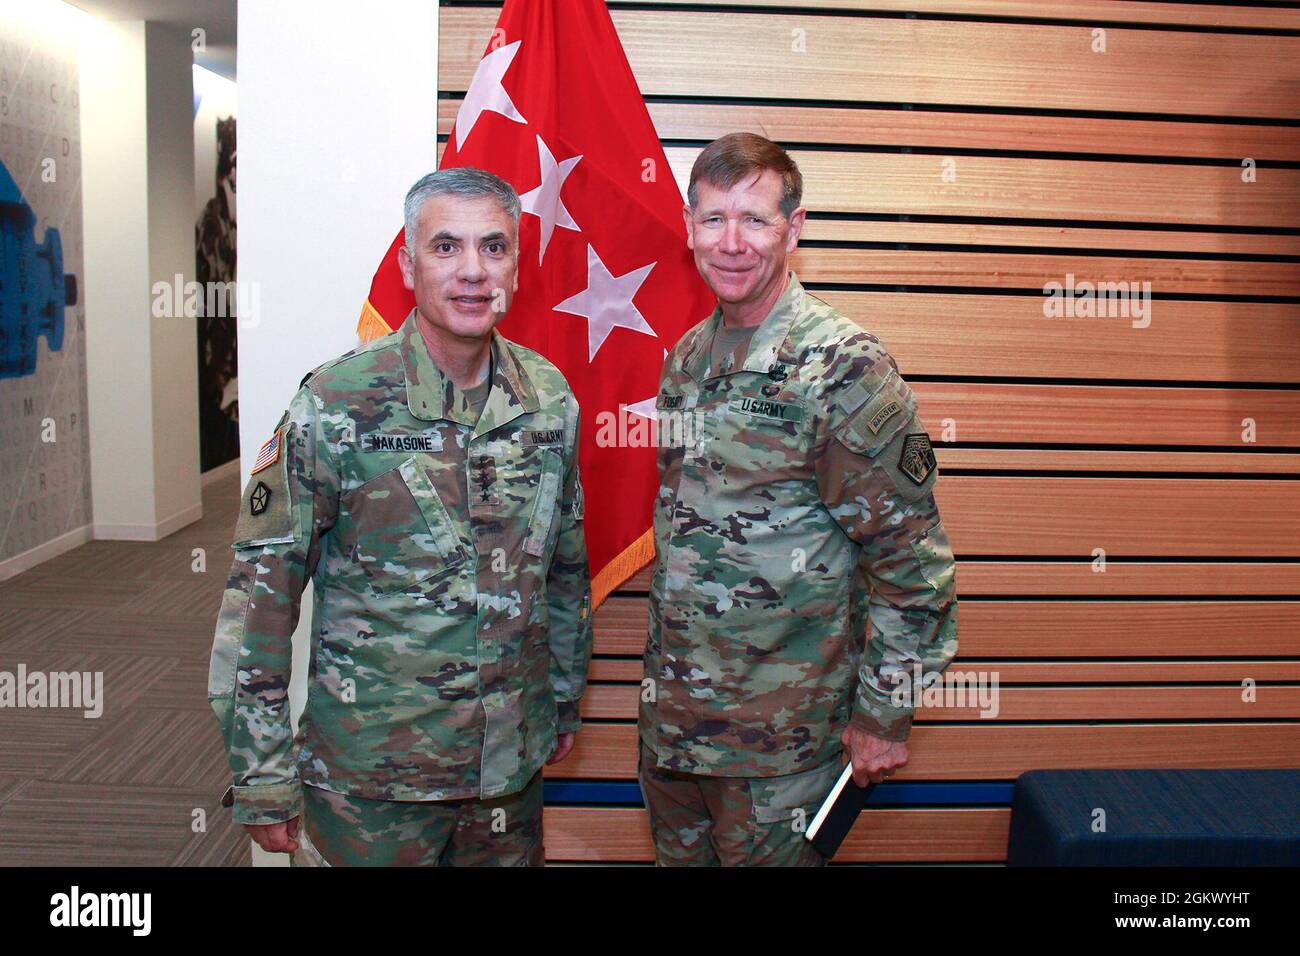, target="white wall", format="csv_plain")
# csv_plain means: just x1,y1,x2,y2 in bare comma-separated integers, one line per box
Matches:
237,0,439,473
81,19,151,536
146,22,202,533
82,17,201,542
237,0,438,864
